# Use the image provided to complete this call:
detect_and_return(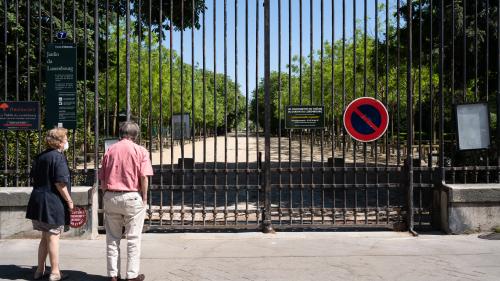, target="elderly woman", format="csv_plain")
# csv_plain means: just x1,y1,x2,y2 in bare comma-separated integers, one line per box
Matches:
26,127,73,281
